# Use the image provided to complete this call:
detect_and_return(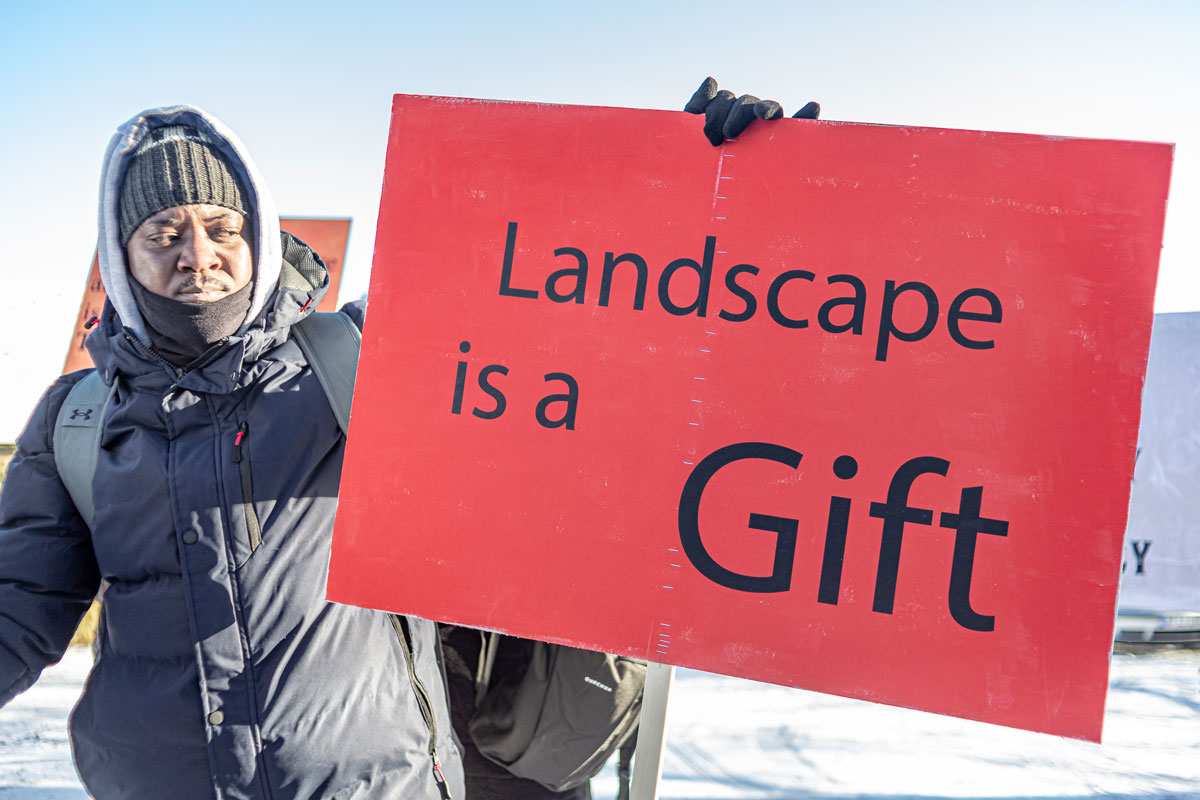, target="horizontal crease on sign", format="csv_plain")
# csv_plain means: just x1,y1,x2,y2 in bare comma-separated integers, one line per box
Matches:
689,422,700,427
659,622,671,627
662,585,674,590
